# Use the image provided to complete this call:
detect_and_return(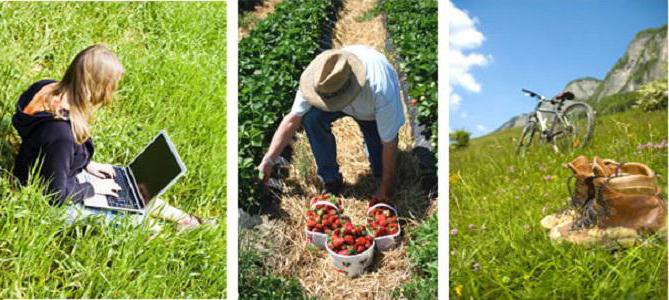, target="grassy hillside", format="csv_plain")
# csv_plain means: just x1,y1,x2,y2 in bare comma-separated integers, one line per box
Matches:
450,109,667,299
0,2,226,298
